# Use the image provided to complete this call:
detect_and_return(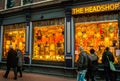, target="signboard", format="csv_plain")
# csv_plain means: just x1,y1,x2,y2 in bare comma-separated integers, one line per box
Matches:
72,2,120,15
